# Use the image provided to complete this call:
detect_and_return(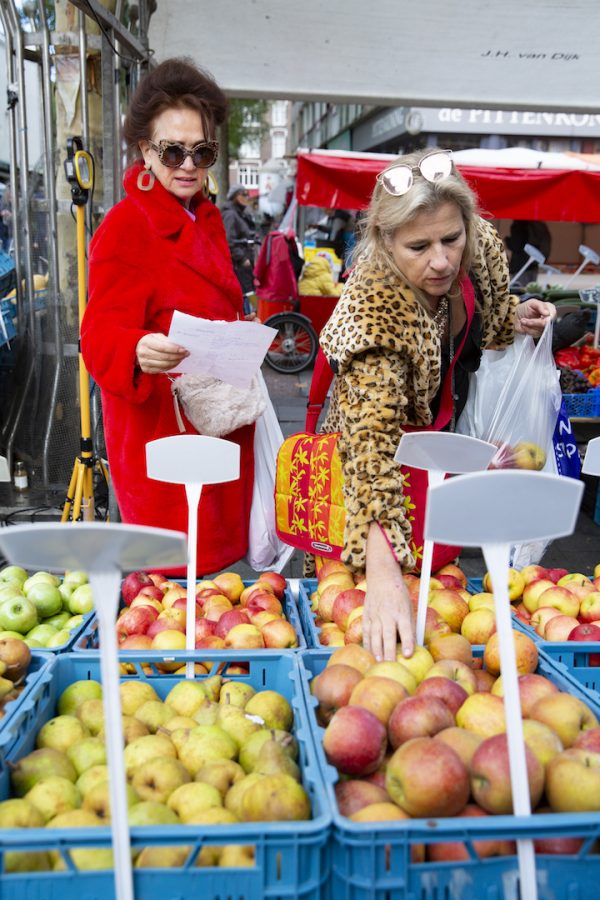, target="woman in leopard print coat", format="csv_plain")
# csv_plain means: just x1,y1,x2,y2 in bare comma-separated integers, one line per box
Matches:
318,149,555,663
